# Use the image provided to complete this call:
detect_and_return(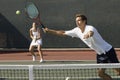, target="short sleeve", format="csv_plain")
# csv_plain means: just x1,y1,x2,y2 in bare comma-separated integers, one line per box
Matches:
65,28,78,38
87,25,94,32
